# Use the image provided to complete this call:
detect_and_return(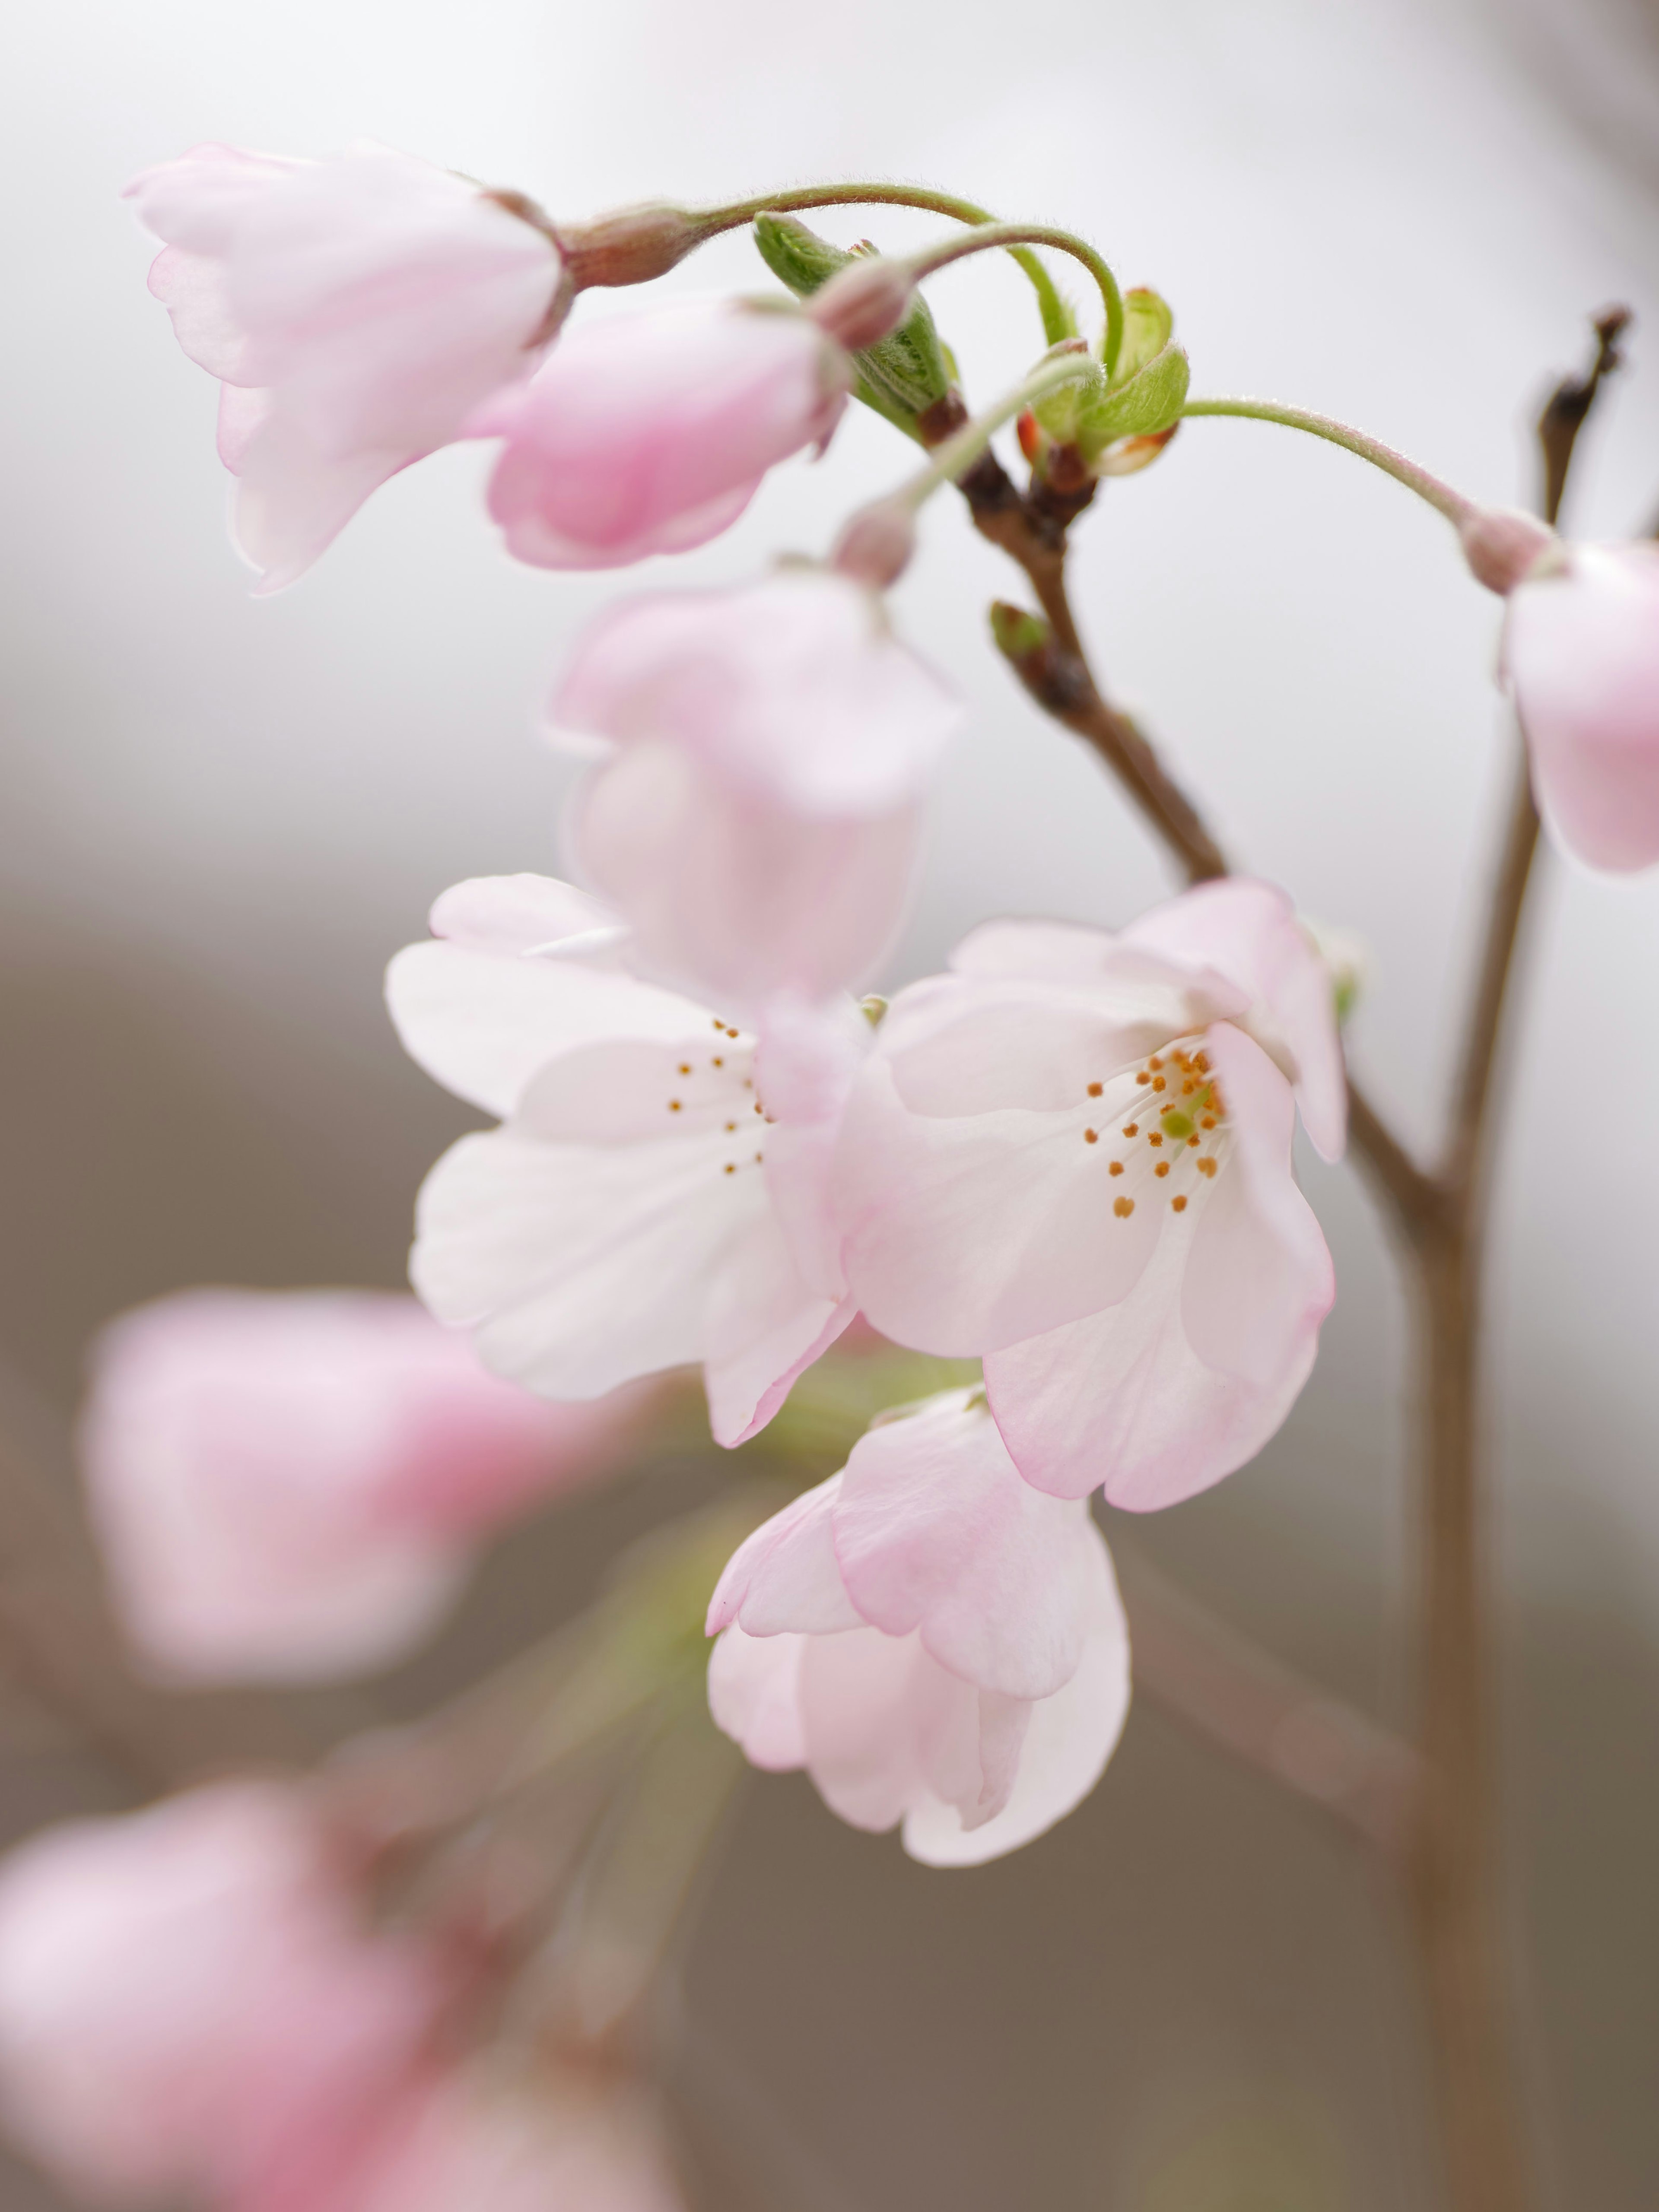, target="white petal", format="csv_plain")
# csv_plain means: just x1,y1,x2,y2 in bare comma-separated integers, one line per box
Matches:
706,1479,864,1637
706,1628,809,1771
903,1523,1130,1866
